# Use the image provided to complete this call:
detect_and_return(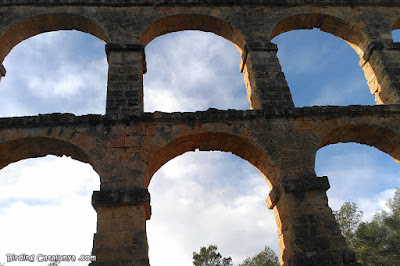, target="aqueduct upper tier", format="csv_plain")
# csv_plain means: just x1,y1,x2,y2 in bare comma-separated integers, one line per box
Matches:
2,1,400,114
1,1,400,265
